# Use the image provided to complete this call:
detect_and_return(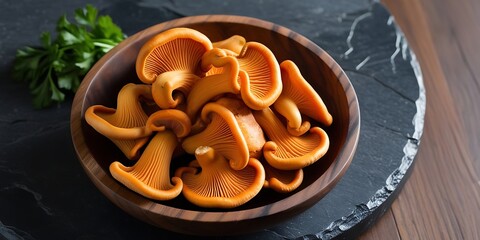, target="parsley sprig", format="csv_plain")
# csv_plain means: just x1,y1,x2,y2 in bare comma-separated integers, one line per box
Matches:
13,5,126,109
